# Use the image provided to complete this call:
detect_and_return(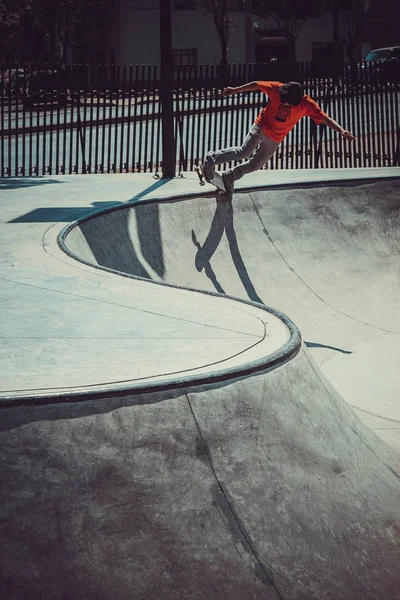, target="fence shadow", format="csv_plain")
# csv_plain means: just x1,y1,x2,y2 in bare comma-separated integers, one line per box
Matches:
0,178,66,190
